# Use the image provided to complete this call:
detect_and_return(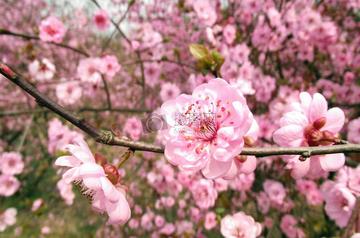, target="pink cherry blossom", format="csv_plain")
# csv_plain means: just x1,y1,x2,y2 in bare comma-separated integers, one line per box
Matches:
263,179,286,205
39,16,66,43
160,83,180,102
28,58,56,82
0,208,17,232
160,78,256,179
348,118,360,144
321,181,356,228
55,138,131,225
47,118,84,154
57,178,75,206
223,24,237,45
190,179,218,210
77,57,103,84
0,152,24,175
220,211,262,238
0,175,20,197
204,212,217,230
280,214,305,238
56,81,82,105
273,92,345,178
31,198,43,212
101,55,121,79
192,0,217,26
93,10,110,30
123,117,143,141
